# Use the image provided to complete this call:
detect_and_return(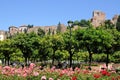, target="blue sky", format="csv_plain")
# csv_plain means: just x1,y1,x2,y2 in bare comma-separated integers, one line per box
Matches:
0,0,120,31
